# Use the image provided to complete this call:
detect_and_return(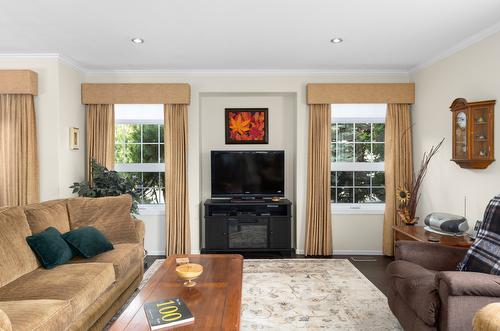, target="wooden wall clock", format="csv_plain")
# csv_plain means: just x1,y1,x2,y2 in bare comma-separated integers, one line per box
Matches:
450,98,495,169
